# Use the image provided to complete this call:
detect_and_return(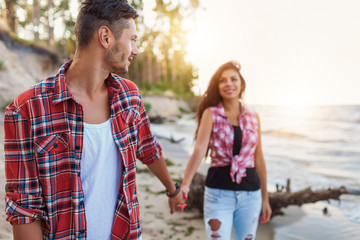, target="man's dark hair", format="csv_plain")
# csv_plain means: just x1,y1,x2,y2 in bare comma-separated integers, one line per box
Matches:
75,0,138,48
